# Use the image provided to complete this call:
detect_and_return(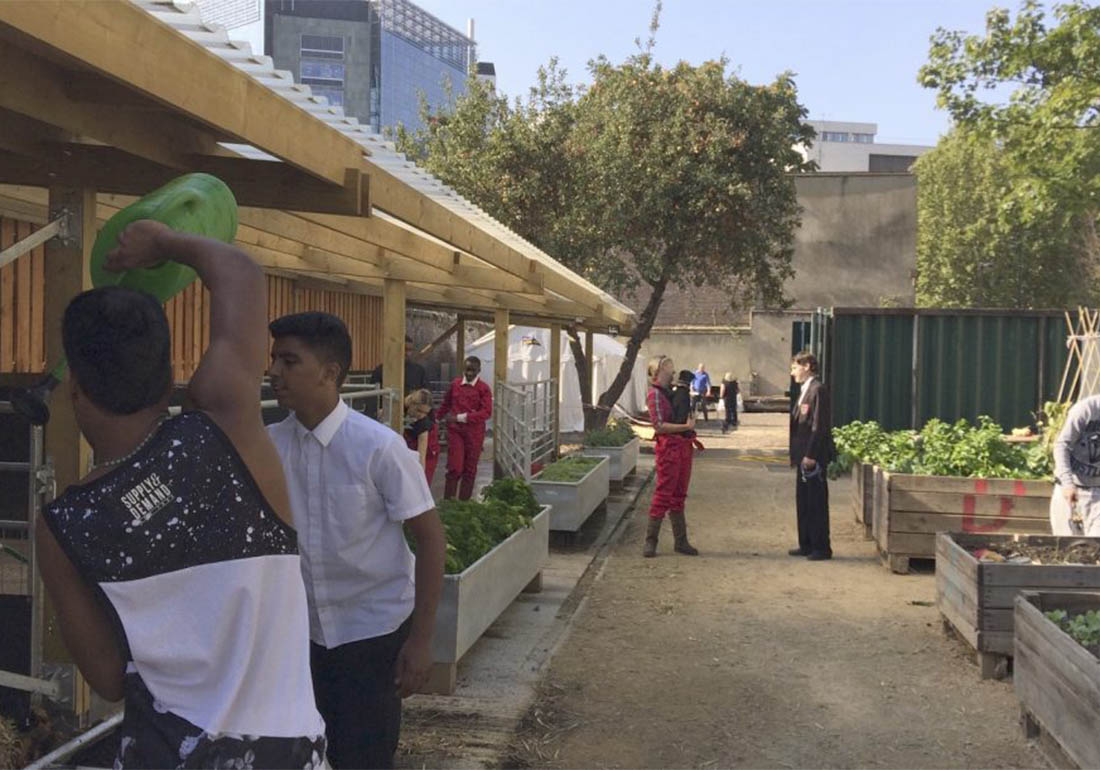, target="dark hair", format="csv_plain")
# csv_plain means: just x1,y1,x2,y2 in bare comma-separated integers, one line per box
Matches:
269,312,352,385
792,350,819,374
63,287,172,415
678,369,694,385
464,356,481,368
